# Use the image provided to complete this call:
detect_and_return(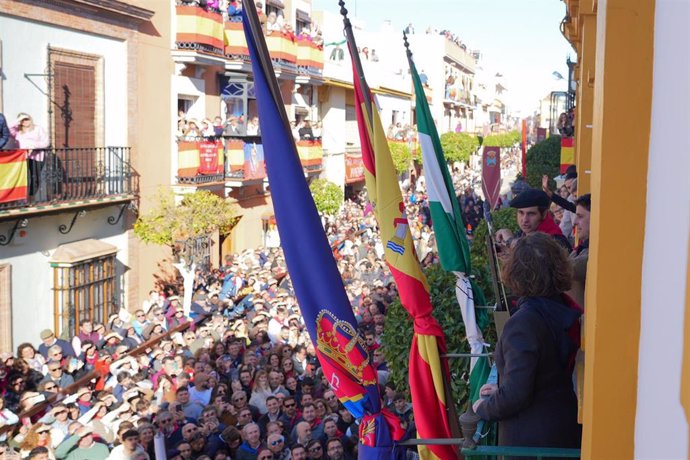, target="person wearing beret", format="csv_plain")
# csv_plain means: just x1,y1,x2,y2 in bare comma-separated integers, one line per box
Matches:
495,189,572,252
